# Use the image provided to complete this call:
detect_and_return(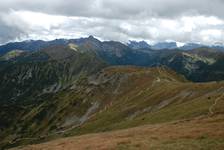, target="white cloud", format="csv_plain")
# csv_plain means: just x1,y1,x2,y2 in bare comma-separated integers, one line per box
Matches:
13,11,66,30
200,29,223,44
0,0,224,45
